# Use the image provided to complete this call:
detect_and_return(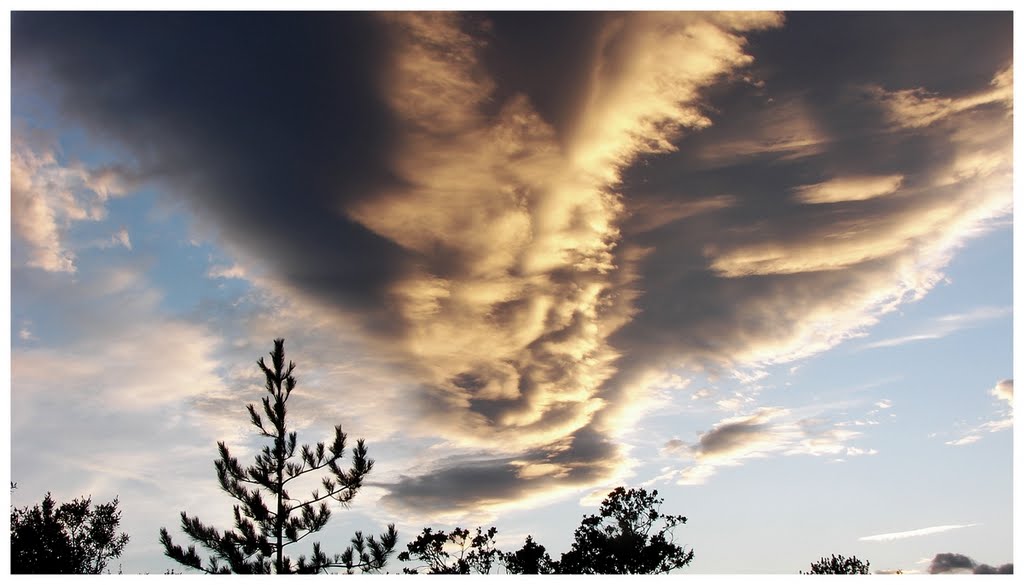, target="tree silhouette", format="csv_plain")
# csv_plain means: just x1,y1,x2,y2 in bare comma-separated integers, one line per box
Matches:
503,535,559,574
559,487,694,574
398,526,502,574
11,492,129,574
159,338,397,573
802,554,871,574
